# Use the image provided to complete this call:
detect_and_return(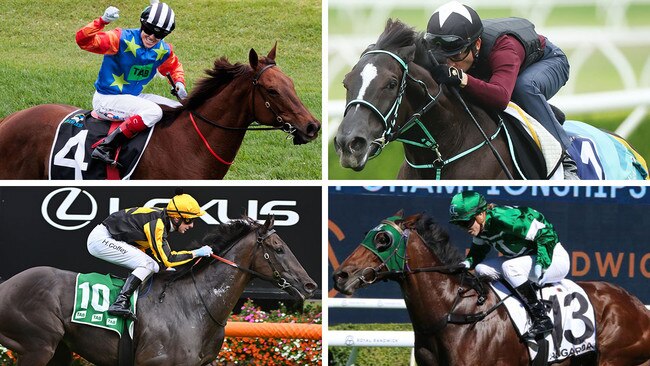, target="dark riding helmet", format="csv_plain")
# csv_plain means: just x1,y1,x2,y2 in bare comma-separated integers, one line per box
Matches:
424,1,483,57
140,1,176,39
